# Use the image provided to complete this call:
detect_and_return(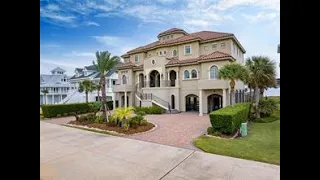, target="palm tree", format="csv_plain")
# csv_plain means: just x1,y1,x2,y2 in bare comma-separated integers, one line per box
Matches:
245,56,276,118
95,83,101,102
78,80,95,103
41,88,49,104
219,63,249,105
92,51,120,122
113,107,134,128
